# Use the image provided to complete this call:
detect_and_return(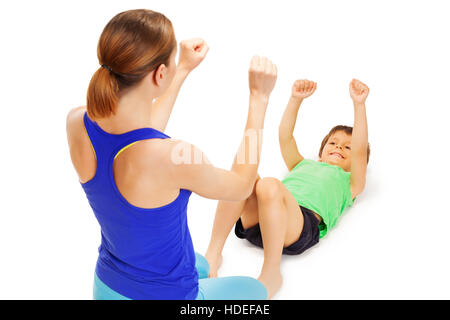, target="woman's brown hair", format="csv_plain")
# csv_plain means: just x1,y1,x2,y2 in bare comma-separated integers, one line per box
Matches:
86,9,177,120
318,125,371,164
